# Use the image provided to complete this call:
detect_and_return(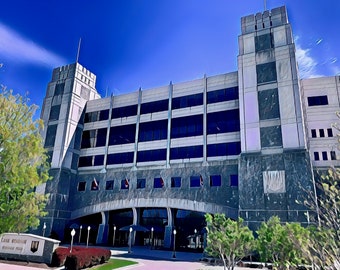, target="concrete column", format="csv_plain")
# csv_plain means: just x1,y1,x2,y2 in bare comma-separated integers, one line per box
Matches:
163,208,174,248
96,211,109,245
